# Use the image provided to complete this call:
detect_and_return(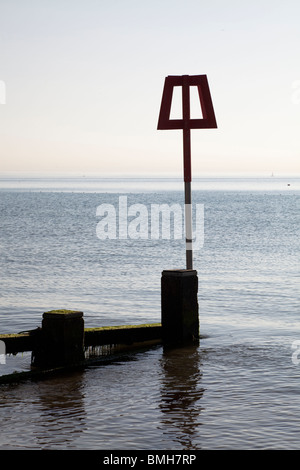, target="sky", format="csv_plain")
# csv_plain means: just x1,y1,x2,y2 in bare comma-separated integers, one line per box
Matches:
0,0,299,177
